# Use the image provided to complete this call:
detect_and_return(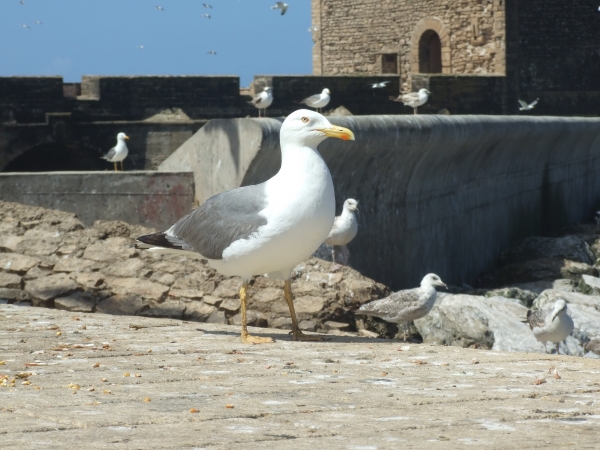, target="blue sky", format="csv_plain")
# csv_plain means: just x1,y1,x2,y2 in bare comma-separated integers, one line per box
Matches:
0,0,313,86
